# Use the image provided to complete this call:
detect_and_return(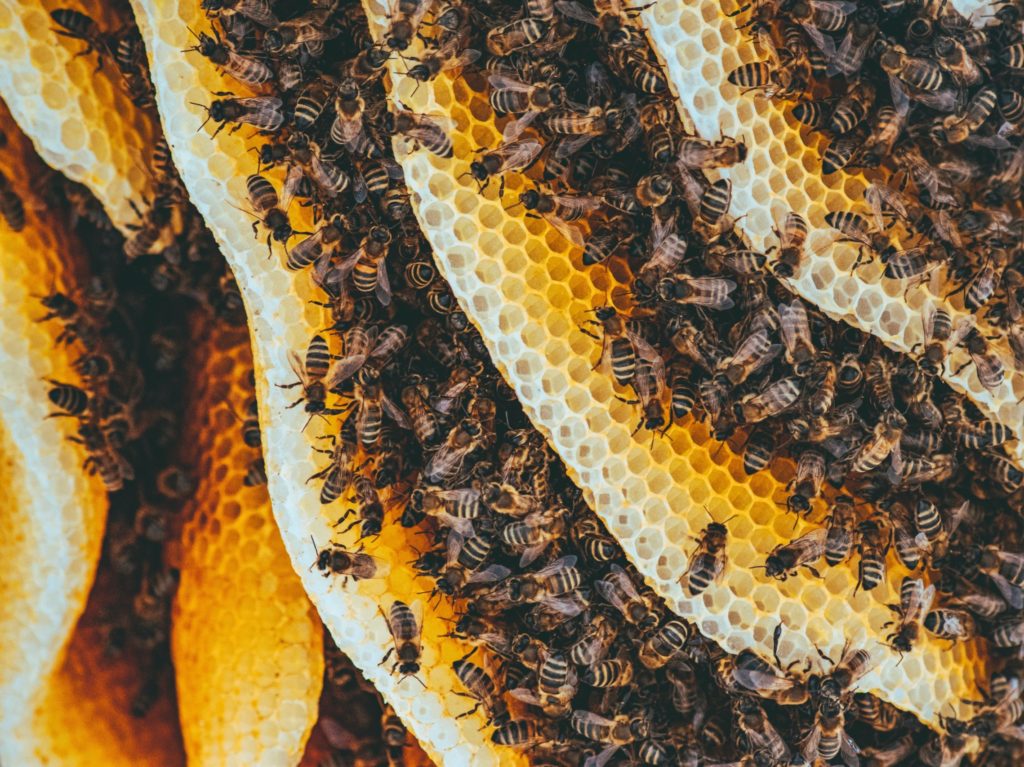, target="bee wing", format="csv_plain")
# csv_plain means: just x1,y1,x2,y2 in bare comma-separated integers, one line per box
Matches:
572,710,617,728
375,255,392,306
555,0,599,24
436,511,475,536
922,302,937,343
223,49,274,84
435,487,482,504
496,140,544,173
382,393,408,428
551,192,602,216
799,22,832,57
440,48,482,74
286,226,326,271
502,111,540,144
628,332,667,390
446,528,466,565
237,0,279,26
542,210,585,248
801,724,822,760
733,664,794,692
326,354,368,390
467,564,511,584
541,595,586,616
286,350,309,387
647,232,688,274
409,599,424,653
778,299,813,357
948,316,976,348
840,730,862,766
535,554,577,577
335,245,366,283
508,688,544,706
487,72,535,92
279,163,305,212
520,542,550,568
